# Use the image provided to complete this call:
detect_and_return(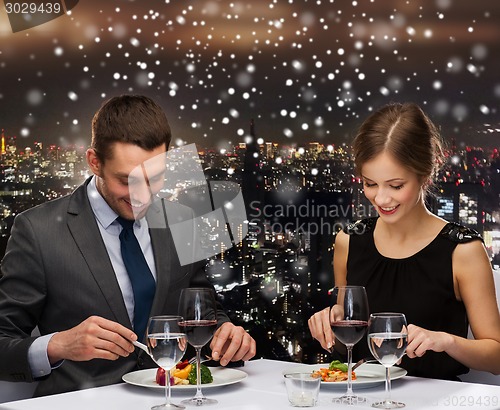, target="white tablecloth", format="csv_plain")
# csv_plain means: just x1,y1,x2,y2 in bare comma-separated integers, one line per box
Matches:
2,359,499,409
